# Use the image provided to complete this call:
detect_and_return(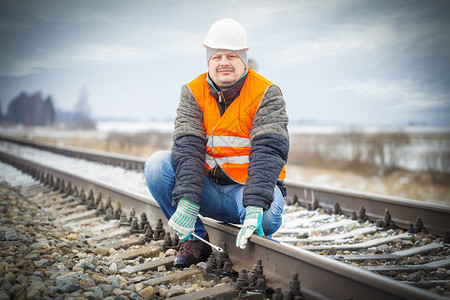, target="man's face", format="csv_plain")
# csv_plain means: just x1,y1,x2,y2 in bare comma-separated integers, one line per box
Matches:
208,50,246,90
